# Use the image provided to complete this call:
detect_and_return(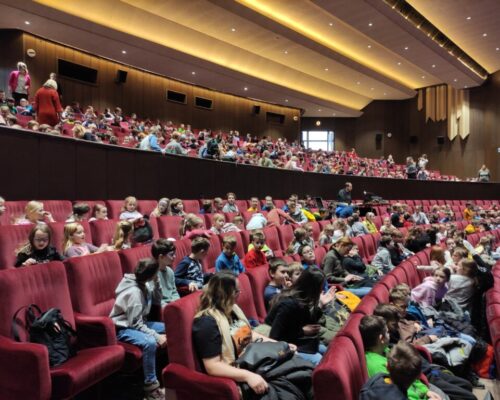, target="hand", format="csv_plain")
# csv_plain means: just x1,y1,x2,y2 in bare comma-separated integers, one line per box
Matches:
288,343,297,352
97,244,109,253
245,371,268,395
428,335,438,343
157,334,167,348
188,282,199,292
319,286,336,307
302,324,321,336
23,258,38,266
427,390,442,400
414,322,422,332
345,274,362,283
43,211,55,222
427,318,434,328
